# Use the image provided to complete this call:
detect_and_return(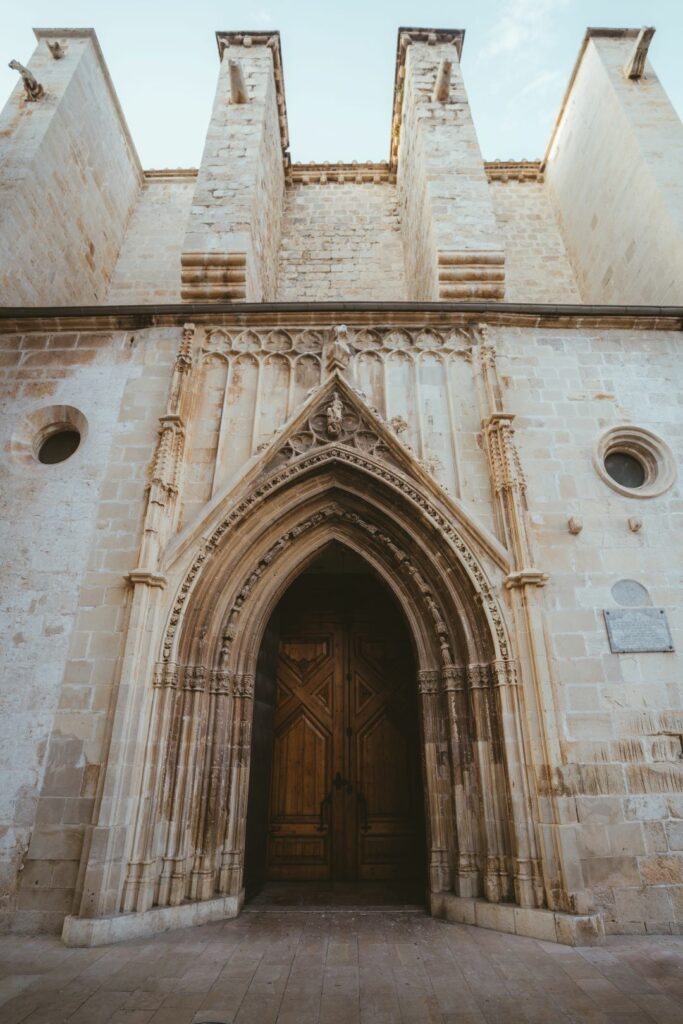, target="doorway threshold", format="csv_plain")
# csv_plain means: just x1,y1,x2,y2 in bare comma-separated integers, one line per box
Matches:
244,881,426,913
